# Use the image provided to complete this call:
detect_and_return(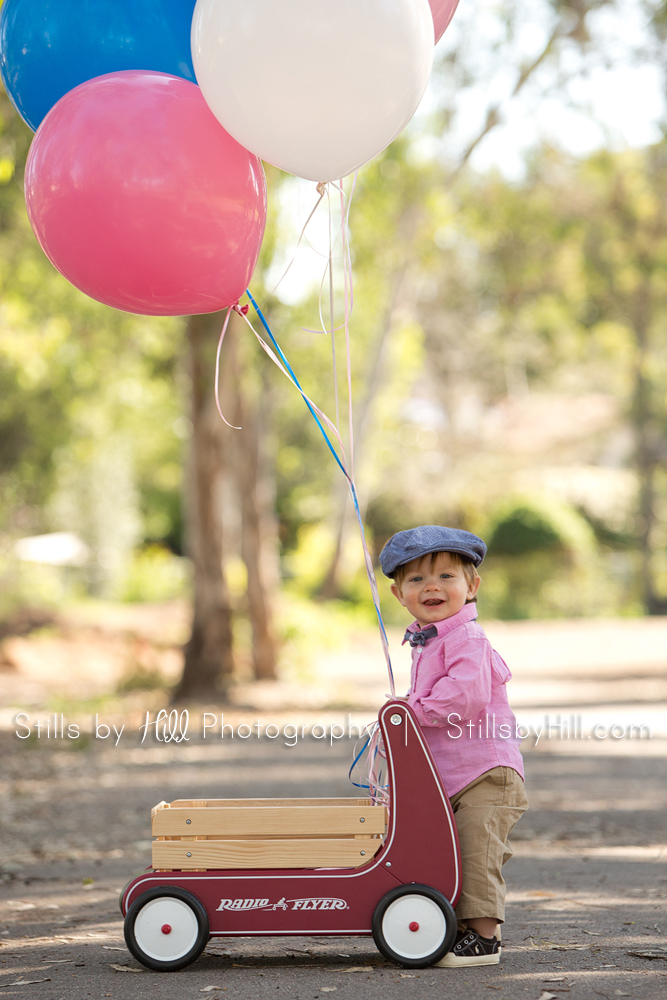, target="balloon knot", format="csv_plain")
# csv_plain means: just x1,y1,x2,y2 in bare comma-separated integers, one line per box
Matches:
233,303,249,315
316,181,327,196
